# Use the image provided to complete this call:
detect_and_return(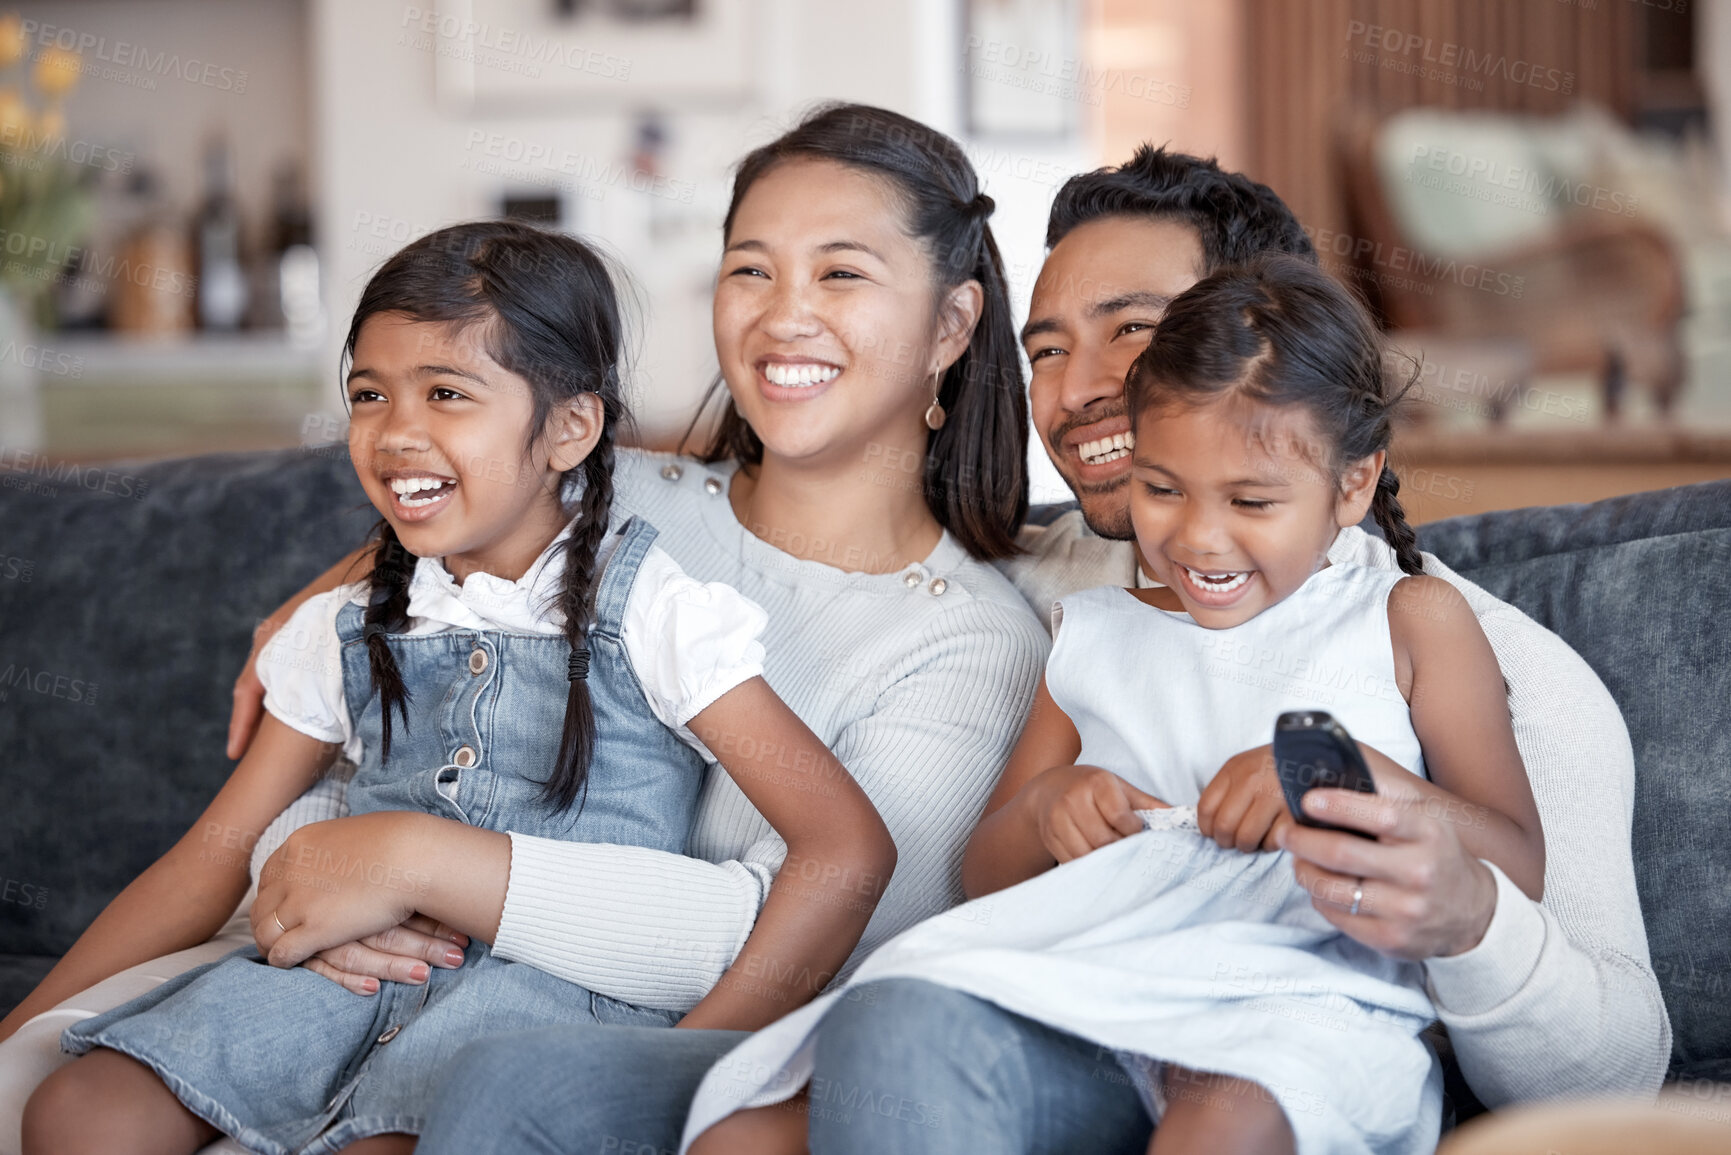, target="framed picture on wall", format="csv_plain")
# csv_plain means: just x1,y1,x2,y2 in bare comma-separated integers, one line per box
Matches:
432,0,754,111
964,0,1083,139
